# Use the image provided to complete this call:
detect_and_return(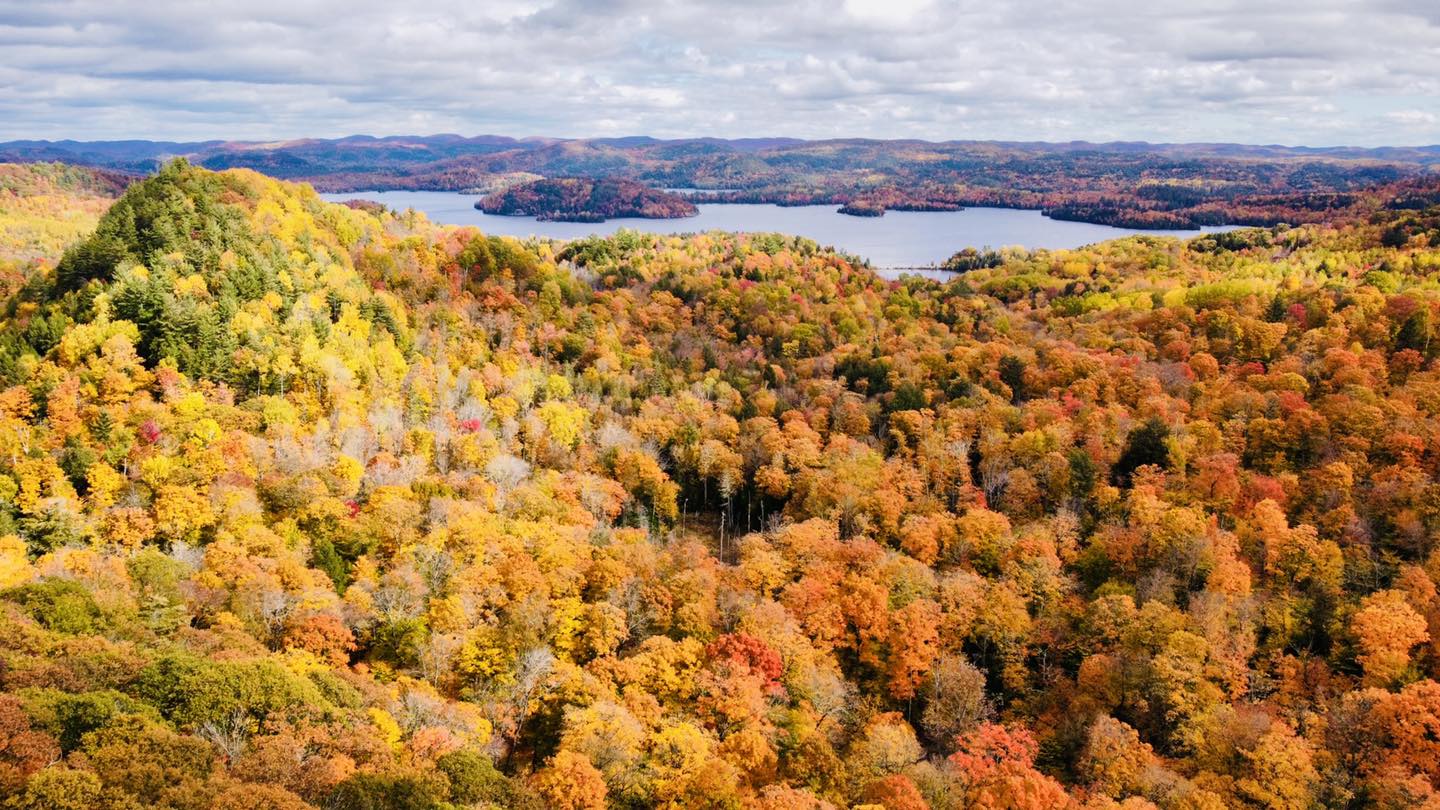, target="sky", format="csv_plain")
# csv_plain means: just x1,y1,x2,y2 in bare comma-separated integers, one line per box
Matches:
0,0,1437,147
